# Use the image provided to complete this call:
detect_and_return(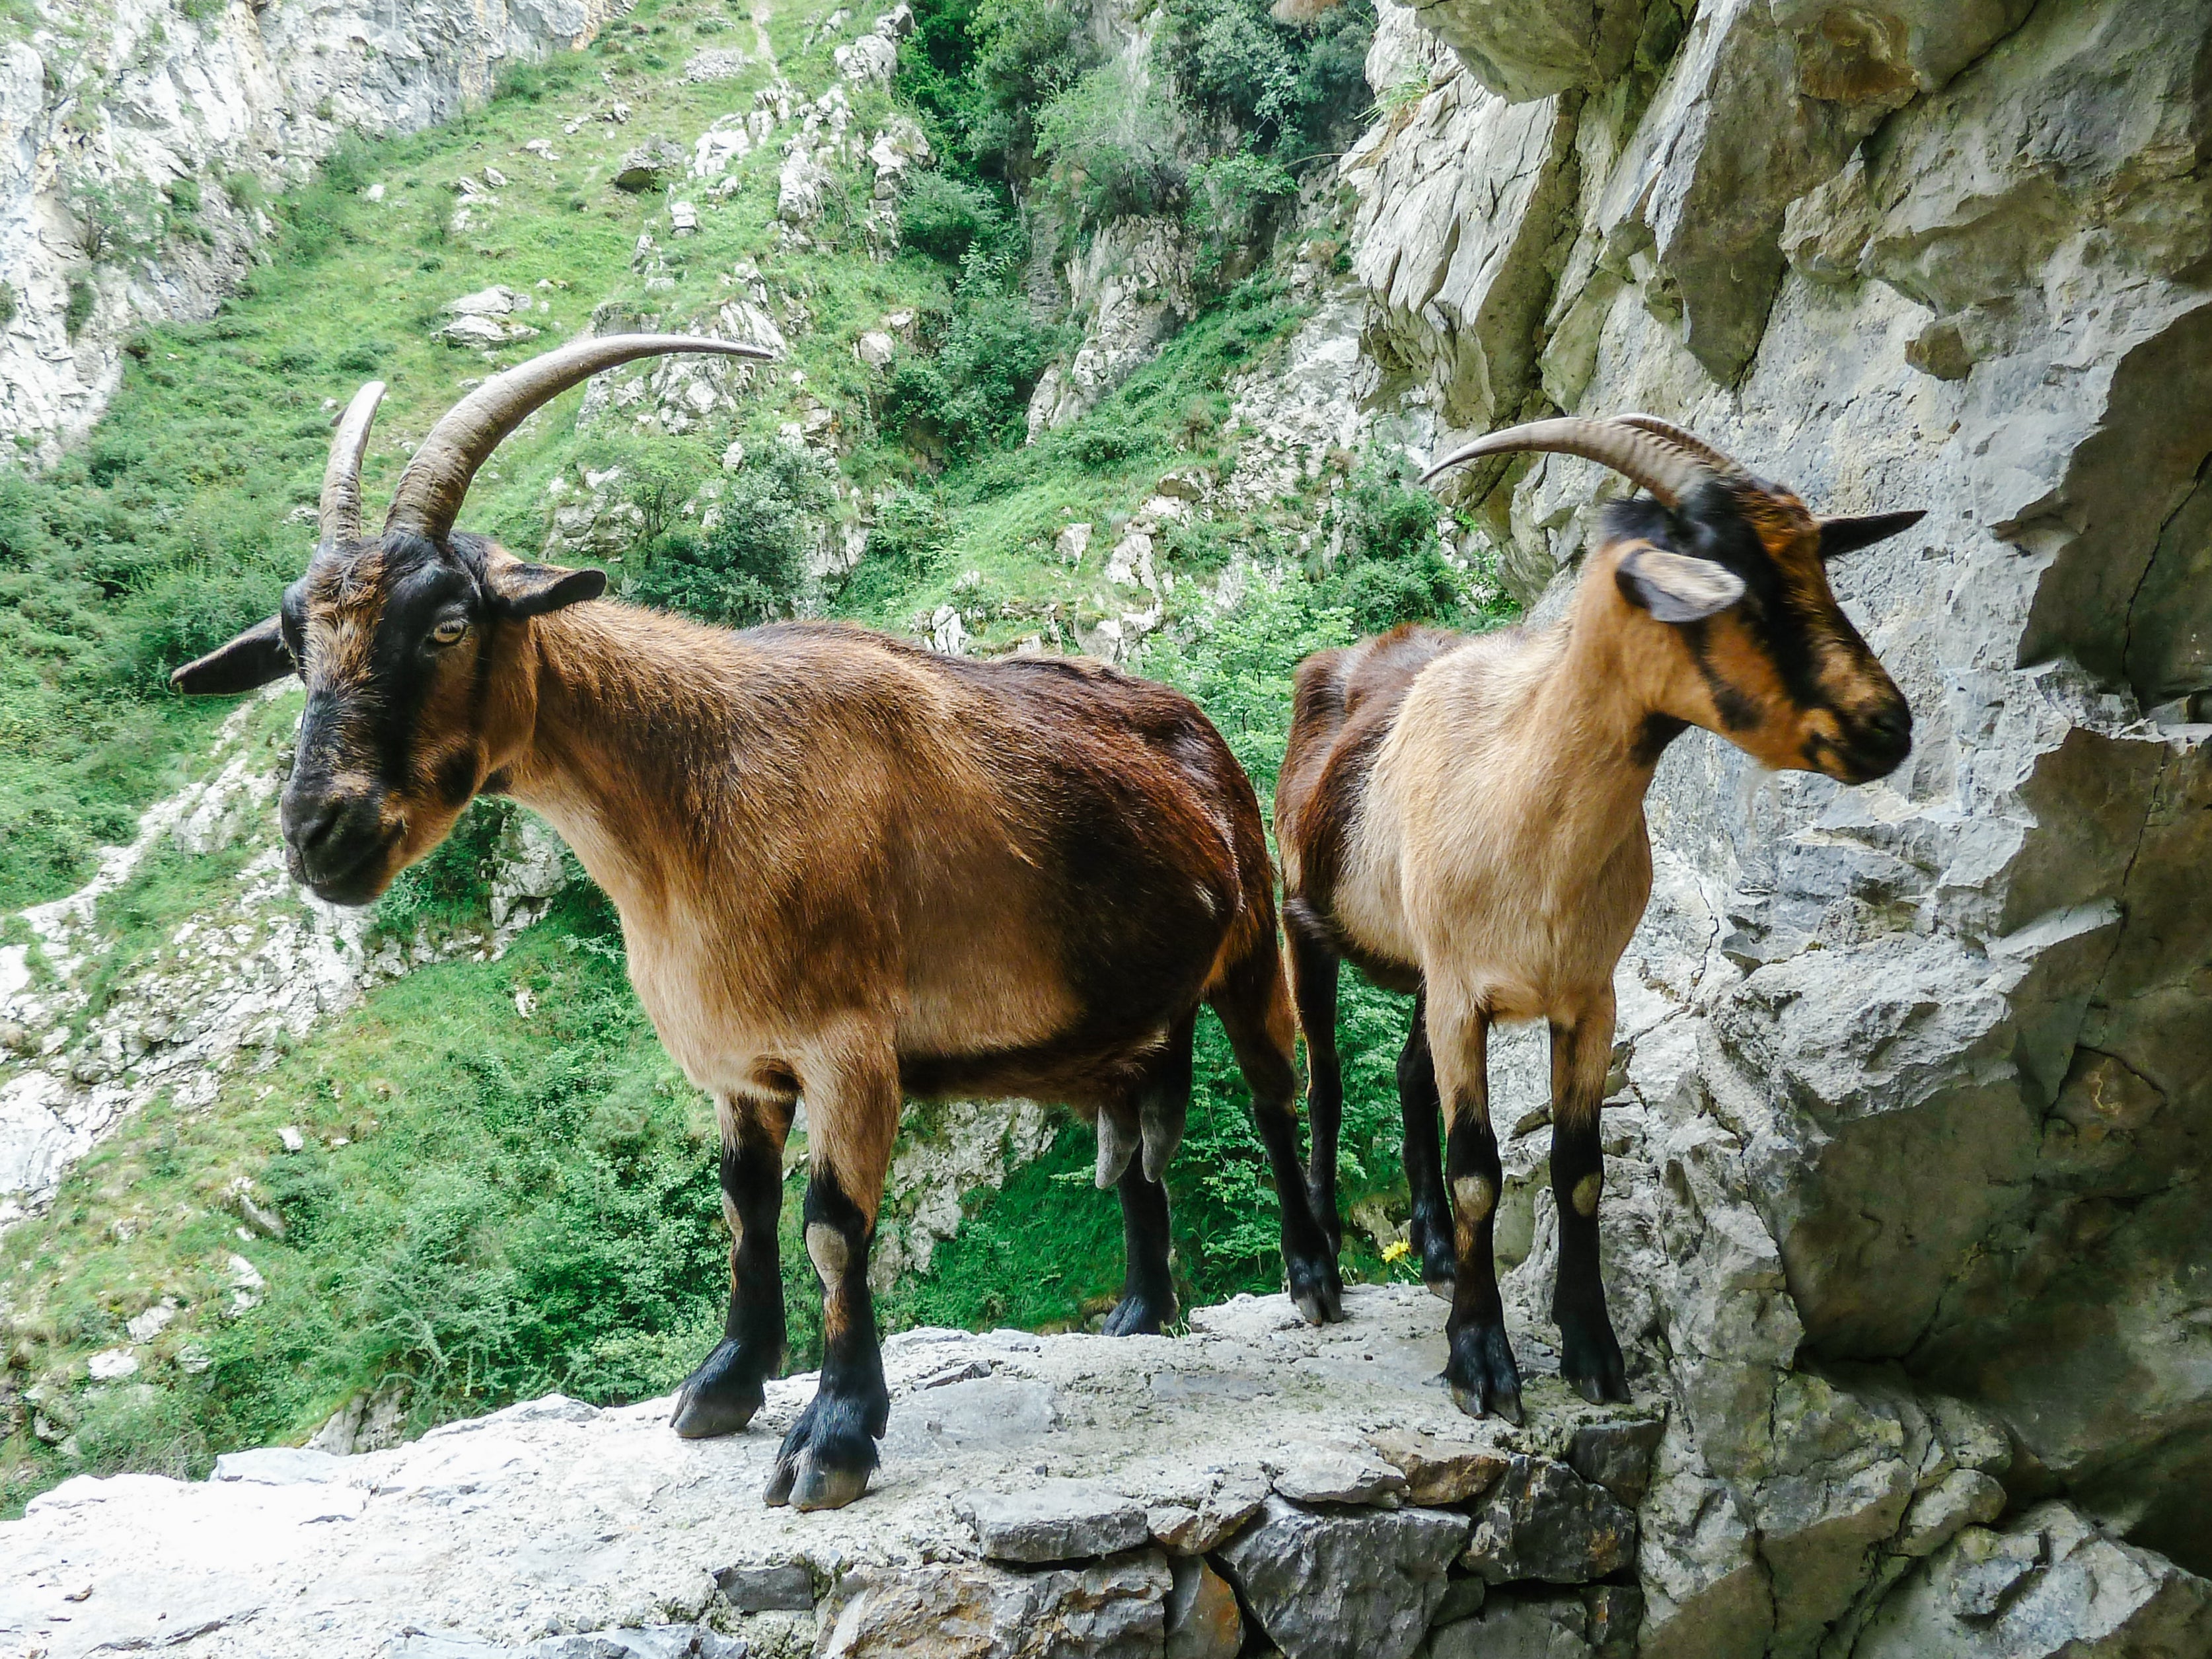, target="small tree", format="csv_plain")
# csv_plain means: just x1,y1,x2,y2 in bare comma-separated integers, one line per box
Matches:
627,442,833,627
